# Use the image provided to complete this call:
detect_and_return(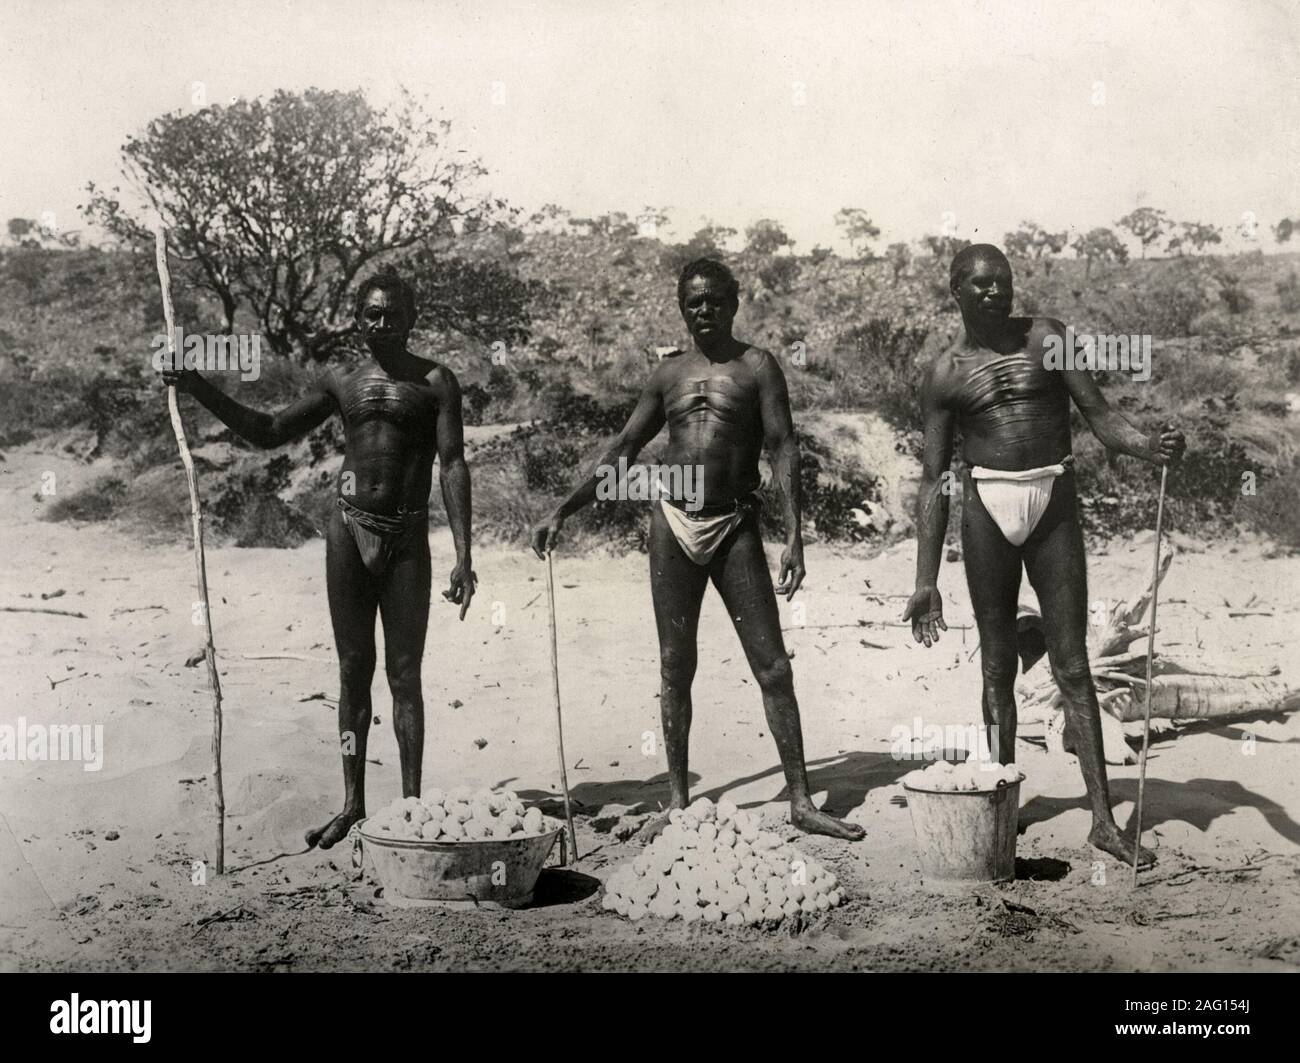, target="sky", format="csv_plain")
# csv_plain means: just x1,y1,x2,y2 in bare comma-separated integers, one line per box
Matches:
1,0,1296,254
